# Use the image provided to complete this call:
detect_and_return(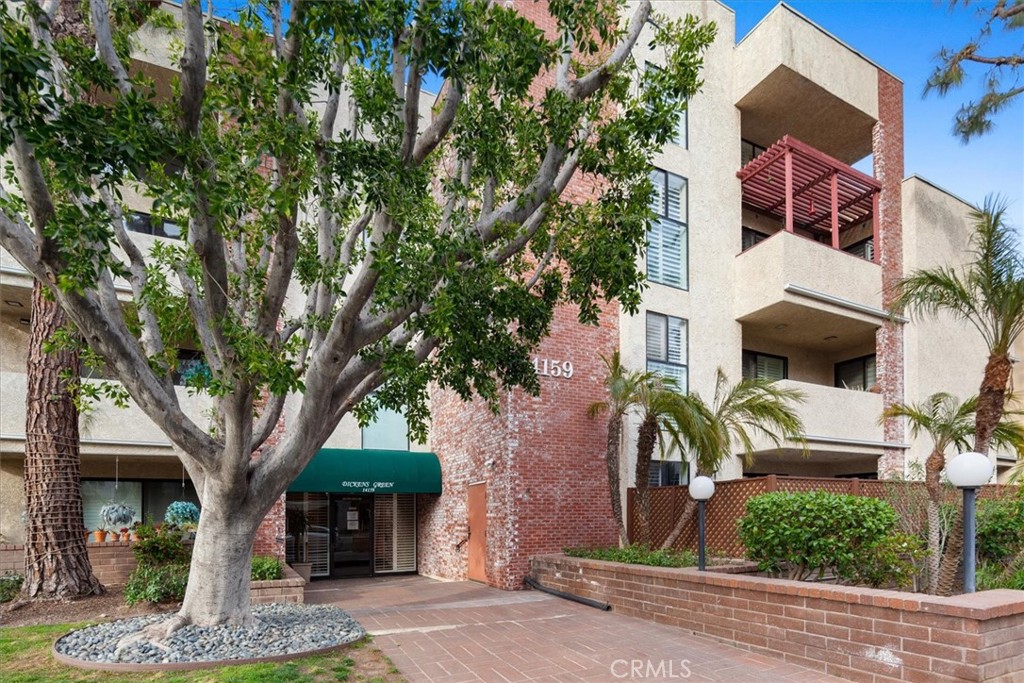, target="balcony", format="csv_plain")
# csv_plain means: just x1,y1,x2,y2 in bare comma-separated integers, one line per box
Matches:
734,4,880,164
744,379,886,477
735,230,883,353
0,371,213,458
